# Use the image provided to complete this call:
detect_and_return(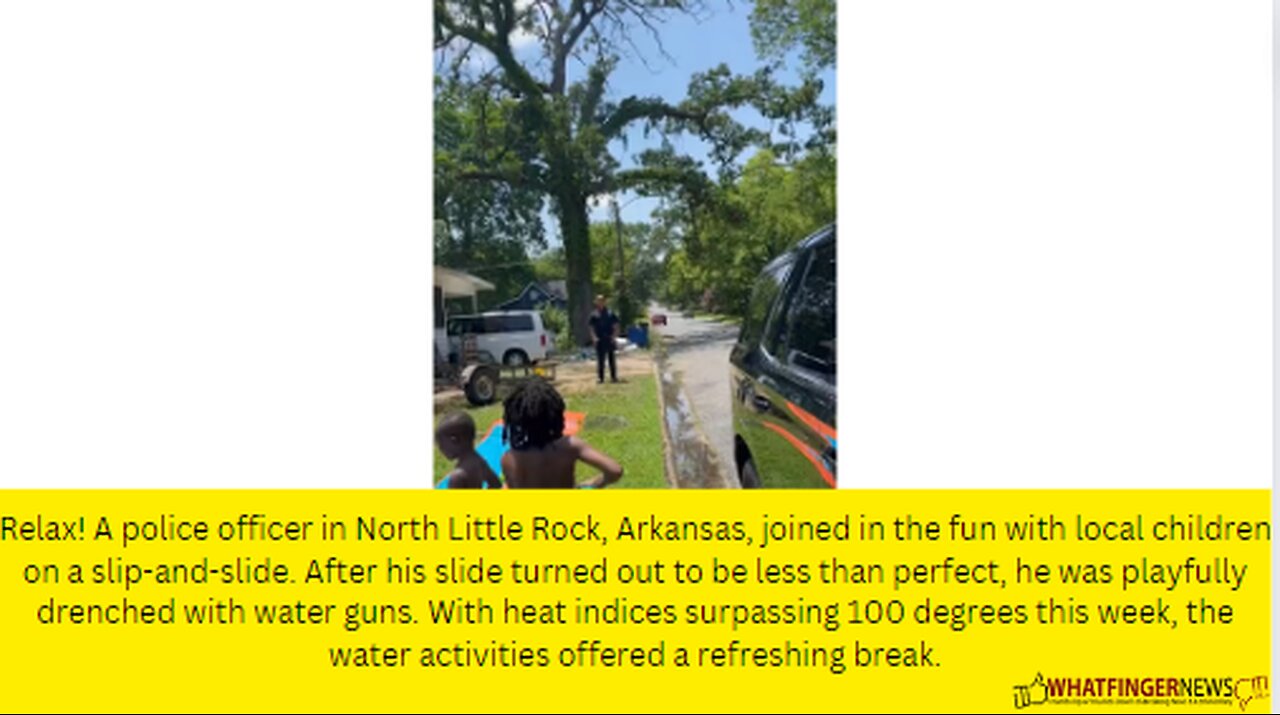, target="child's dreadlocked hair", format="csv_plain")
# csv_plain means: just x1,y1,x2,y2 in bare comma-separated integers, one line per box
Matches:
502,378,565,450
